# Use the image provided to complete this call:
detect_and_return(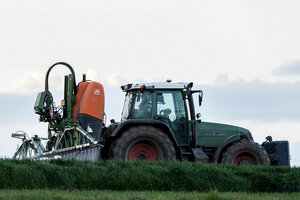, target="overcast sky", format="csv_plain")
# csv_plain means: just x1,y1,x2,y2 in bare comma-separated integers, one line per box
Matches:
0,0,299,166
